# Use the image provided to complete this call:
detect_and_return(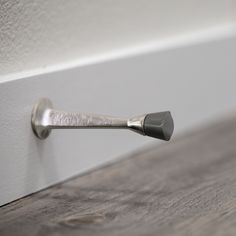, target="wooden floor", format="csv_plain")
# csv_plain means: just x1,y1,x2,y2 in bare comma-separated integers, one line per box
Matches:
1,115,236,236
